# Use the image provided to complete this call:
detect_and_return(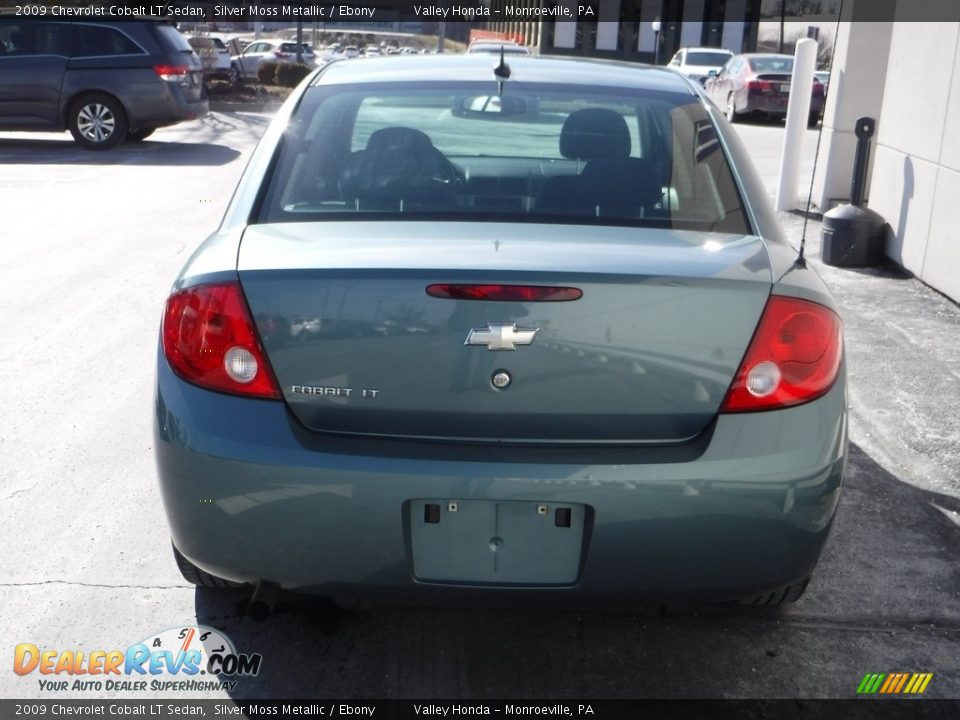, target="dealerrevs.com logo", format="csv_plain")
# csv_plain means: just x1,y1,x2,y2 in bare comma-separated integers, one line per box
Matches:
14,625,262,693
